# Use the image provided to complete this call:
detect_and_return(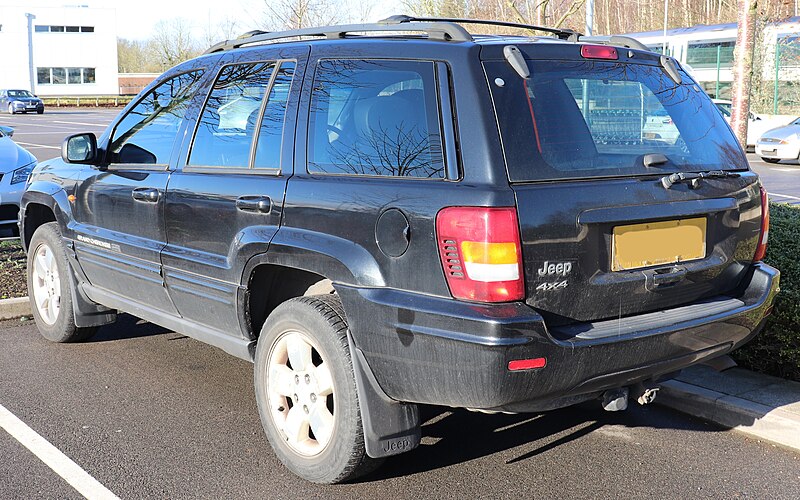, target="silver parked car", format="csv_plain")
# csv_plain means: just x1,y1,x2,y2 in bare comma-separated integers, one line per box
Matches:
0,126,36,236
755,117,800,163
